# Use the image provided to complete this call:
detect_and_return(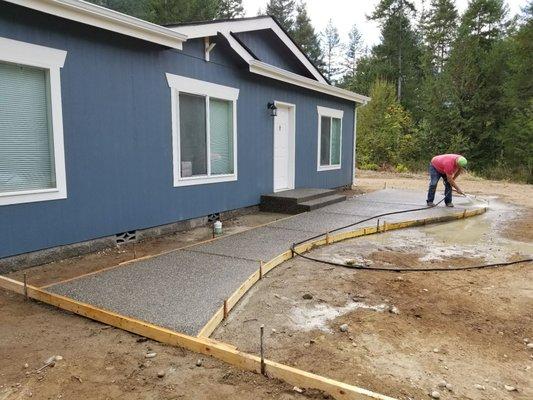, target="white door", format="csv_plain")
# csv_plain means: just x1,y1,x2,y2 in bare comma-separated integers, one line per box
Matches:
273,104,293,192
